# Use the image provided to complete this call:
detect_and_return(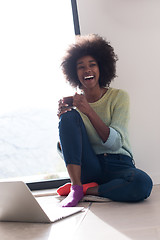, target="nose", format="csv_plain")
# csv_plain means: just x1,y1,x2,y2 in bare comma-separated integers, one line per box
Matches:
84,65,91,73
